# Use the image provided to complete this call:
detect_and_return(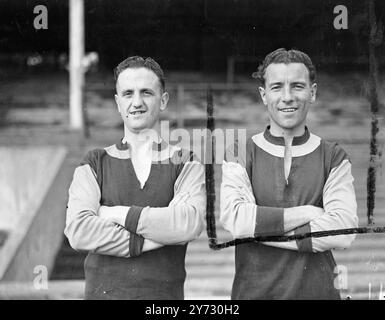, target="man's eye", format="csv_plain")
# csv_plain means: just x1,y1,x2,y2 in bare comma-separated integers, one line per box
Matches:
143,91,153,95
271,86,280,90
294,85,304,89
